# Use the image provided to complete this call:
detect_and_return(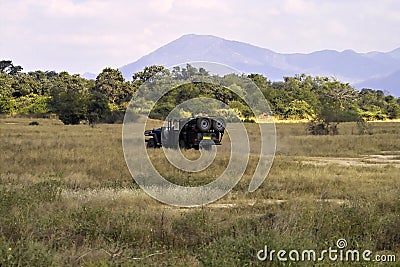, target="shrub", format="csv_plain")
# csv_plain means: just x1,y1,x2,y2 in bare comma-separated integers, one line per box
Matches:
242,118,256,123
306,120,338,135
0,238,55,266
